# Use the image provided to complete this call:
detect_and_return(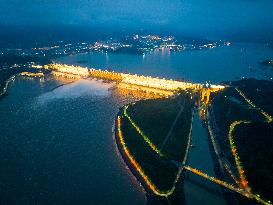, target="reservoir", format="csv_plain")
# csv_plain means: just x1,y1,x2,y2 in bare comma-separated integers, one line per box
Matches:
58,43,273,83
